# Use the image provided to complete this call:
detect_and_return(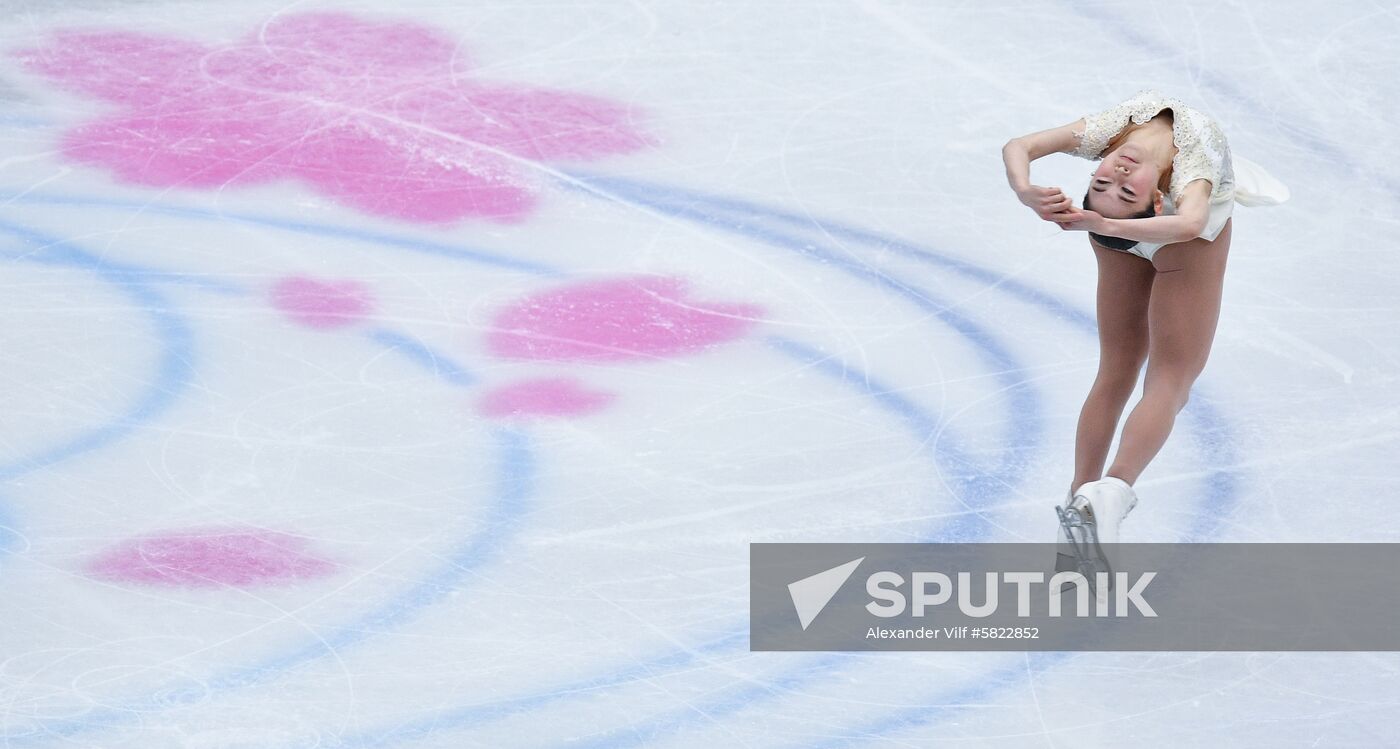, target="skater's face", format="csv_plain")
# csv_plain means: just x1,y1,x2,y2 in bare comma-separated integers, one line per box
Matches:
1087,146,1163,218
